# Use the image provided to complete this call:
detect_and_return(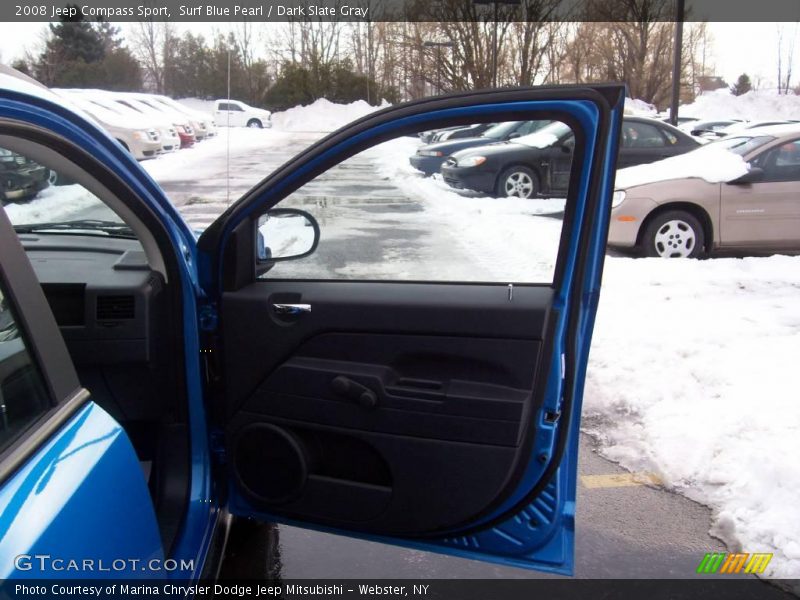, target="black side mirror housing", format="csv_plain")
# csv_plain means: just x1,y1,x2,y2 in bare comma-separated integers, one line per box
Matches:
729,167,764,185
